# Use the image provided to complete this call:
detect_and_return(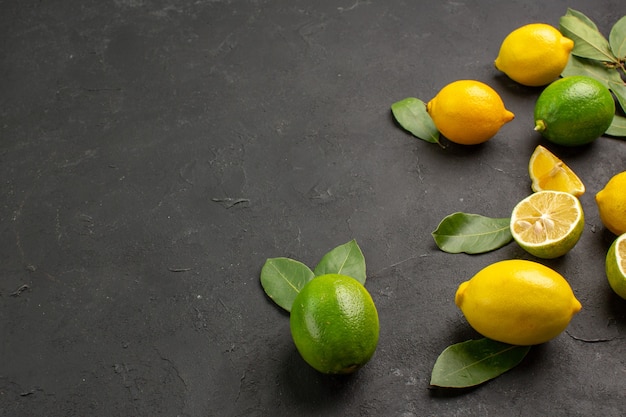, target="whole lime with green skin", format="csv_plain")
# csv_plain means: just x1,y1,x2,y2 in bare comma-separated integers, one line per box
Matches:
534,75,615,146
289,274,379,374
